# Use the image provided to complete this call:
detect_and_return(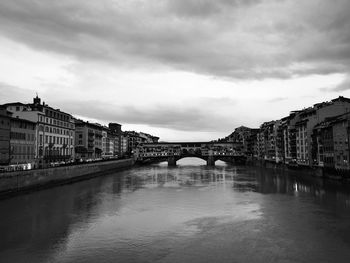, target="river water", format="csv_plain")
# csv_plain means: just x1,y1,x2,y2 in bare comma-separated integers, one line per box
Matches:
1,158,350,263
